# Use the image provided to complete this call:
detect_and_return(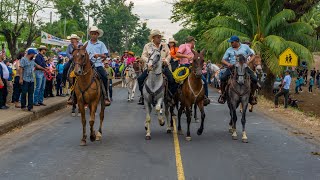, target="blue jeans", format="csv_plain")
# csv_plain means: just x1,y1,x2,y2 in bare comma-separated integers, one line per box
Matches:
21,81,34,110
178,64,190,76
34,70,46,104
202,75,208,97
109,79,113,98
